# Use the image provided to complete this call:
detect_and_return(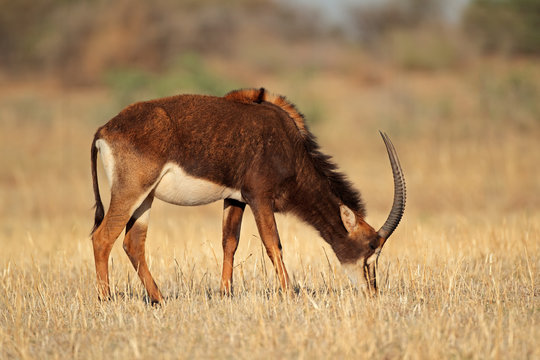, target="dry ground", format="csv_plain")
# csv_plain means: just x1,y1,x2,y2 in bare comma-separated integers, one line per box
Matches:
0,58,538,359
